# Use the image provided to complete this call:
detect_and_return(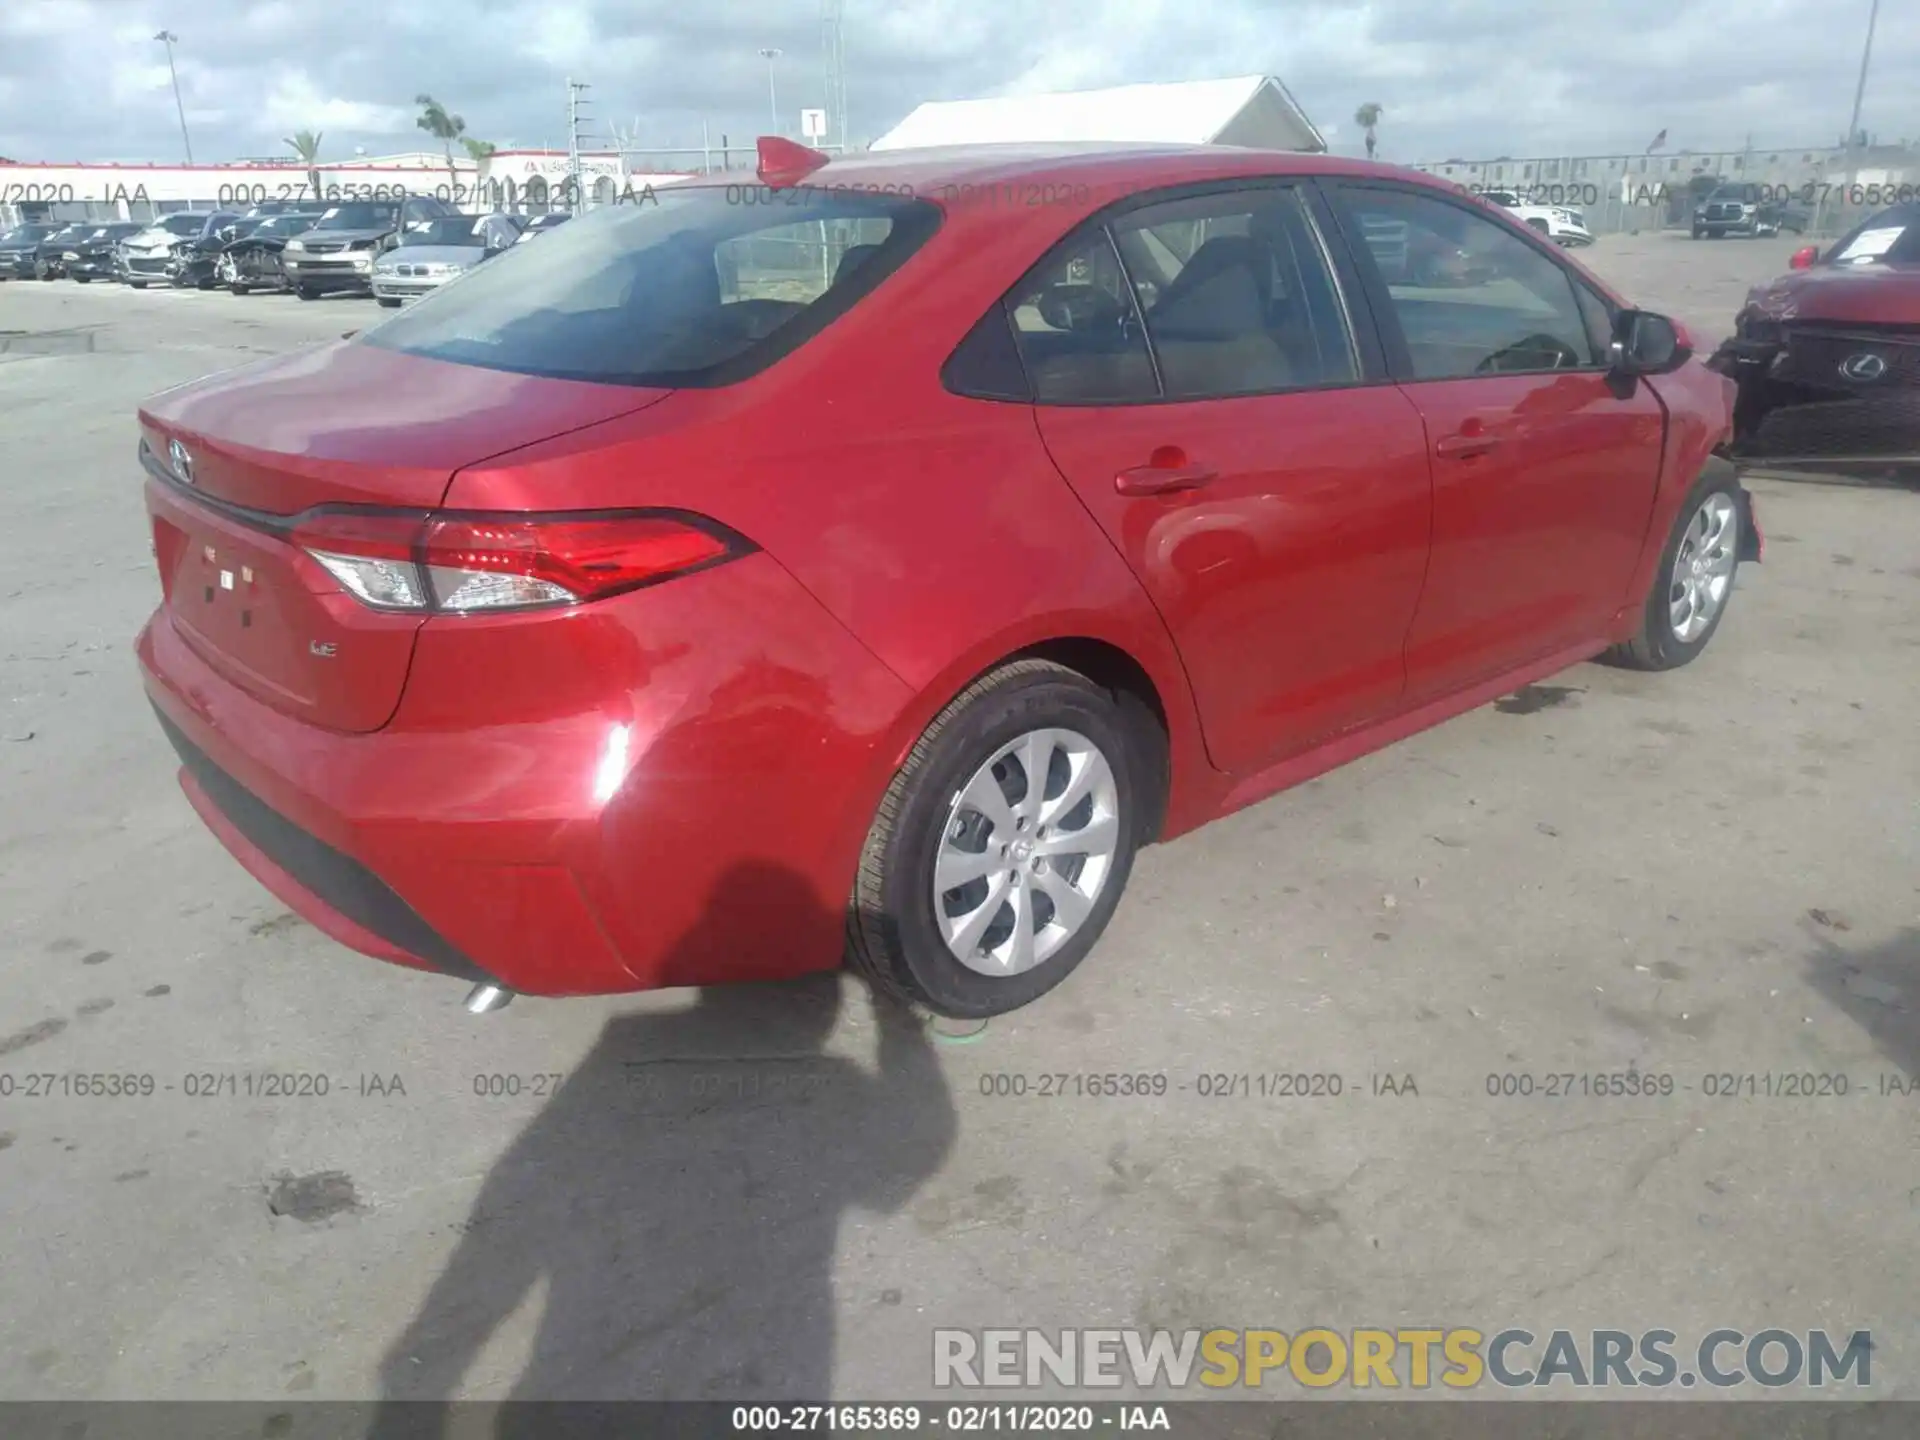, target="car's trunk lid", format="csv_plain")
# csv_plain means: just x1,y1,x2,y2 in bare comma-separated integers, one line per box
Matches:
140,341,673,732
